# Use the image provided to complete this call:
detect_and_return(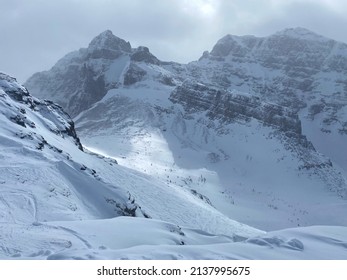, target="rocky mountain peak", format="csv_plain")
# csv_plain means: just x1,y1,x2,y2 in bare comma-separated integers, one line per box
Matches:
88,30,132,54
209,34,242,57
207,27,335,59
131,46,160,64
199,27,347,80
209,33,260,58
